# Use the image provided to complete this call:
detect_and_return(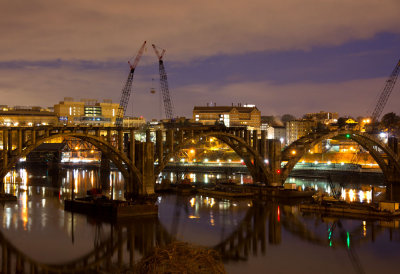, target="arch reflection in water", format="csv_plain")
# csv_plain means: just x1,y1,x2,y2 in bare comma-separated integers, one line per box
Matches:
0,217,172,273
